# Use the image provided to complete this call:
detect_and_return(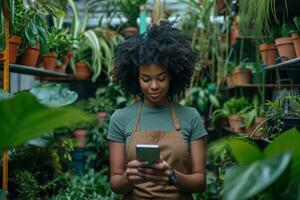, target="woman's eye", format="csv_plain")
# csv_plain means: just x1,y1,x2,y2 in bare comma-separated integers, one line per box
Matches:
158,77,166,81
141,78,150,82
